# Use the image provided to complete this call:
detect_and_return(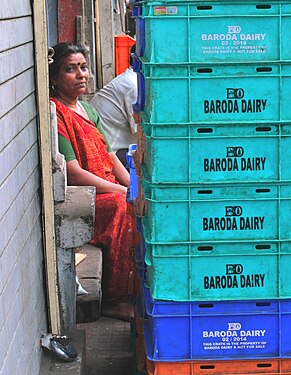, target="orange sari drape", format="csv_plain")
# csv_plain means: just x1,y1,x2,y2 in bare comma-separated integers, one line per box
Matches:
52,98,133,301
